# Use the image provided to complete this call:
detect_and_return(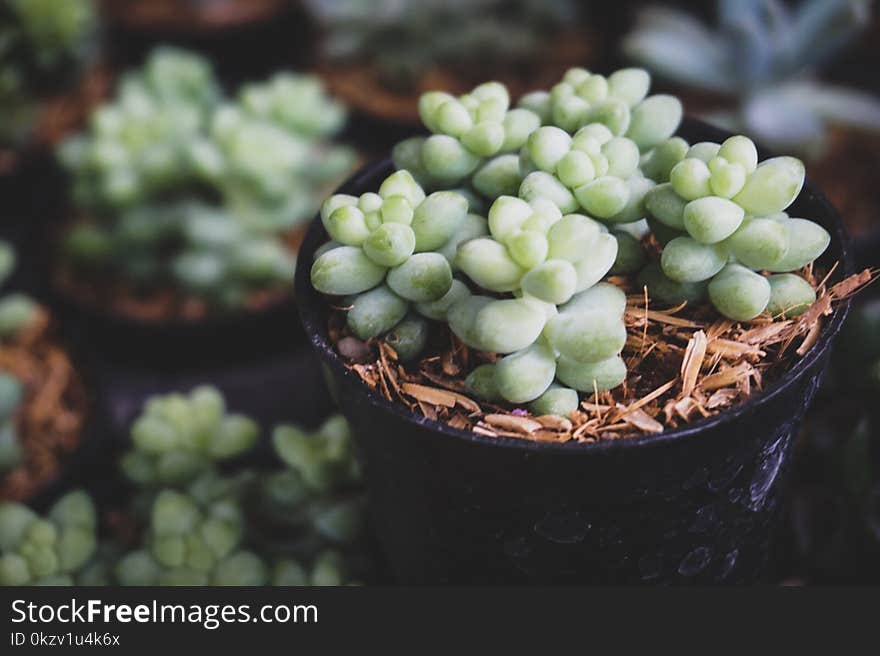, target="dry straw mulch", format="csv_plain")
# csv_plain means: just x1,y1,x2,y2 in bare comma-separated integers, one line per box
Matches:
331,264,874,445
0,310,87,500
